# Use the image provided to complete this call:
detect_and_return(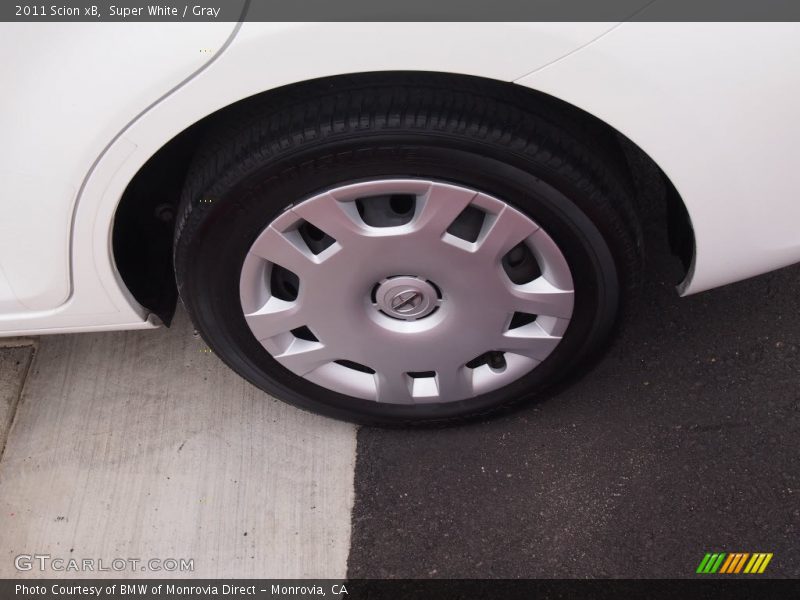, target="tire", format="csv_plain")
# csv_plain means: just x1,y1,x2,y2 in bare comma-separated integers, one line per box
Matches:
173,74,641,426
